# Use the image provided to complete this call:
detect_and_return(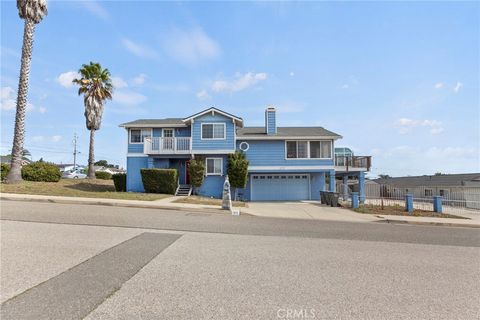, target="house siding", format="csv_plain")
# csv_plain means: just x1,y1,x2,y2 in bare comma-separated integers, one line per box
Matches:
196,154,228,198
192,114,235,152
126,156,148,192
